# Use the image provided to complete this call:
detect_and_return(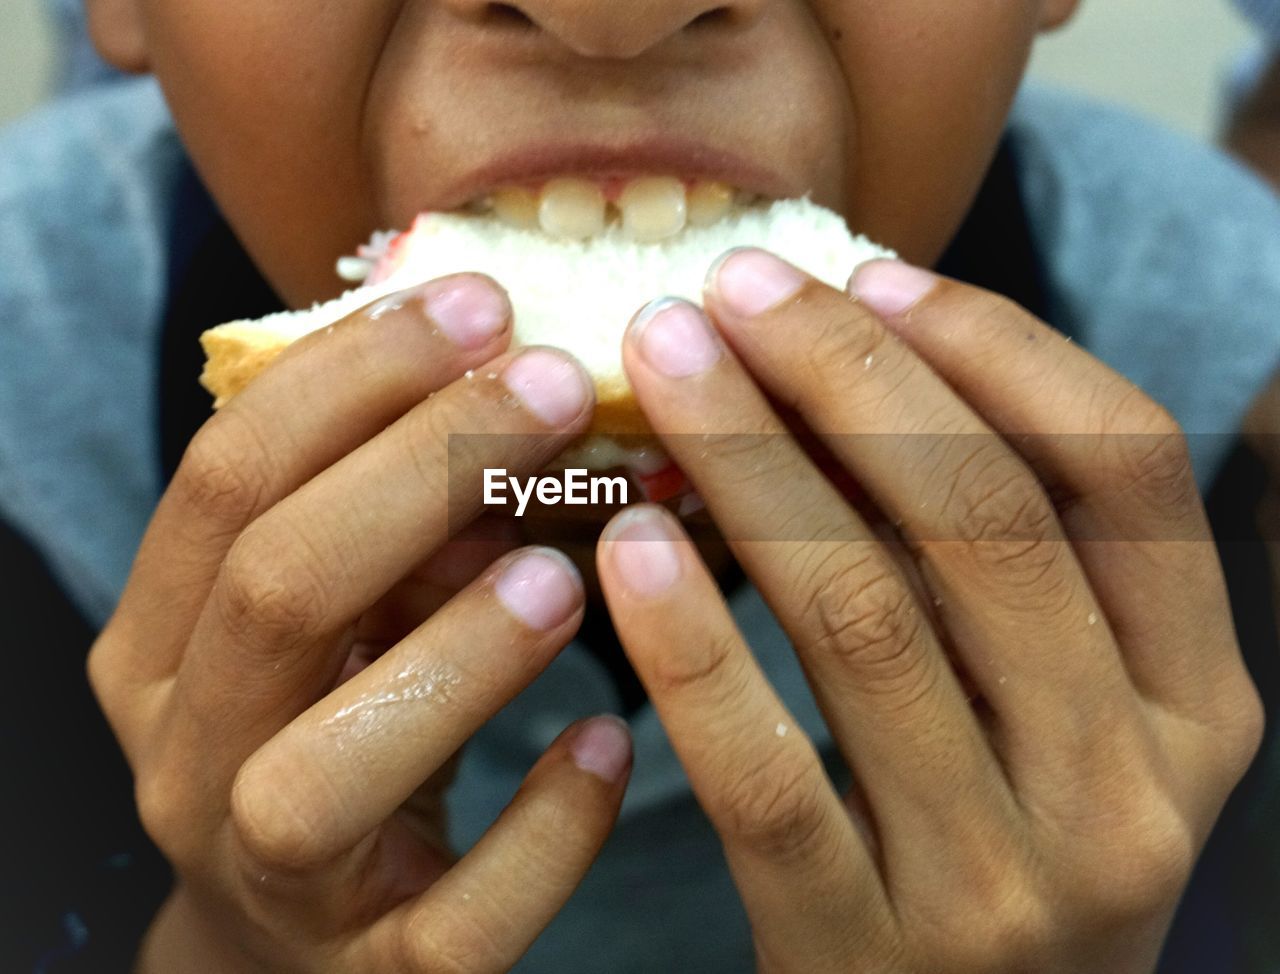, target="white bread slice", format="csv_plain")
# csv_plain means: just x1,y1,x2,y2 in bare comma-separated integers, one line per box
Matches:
200,197,893,436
